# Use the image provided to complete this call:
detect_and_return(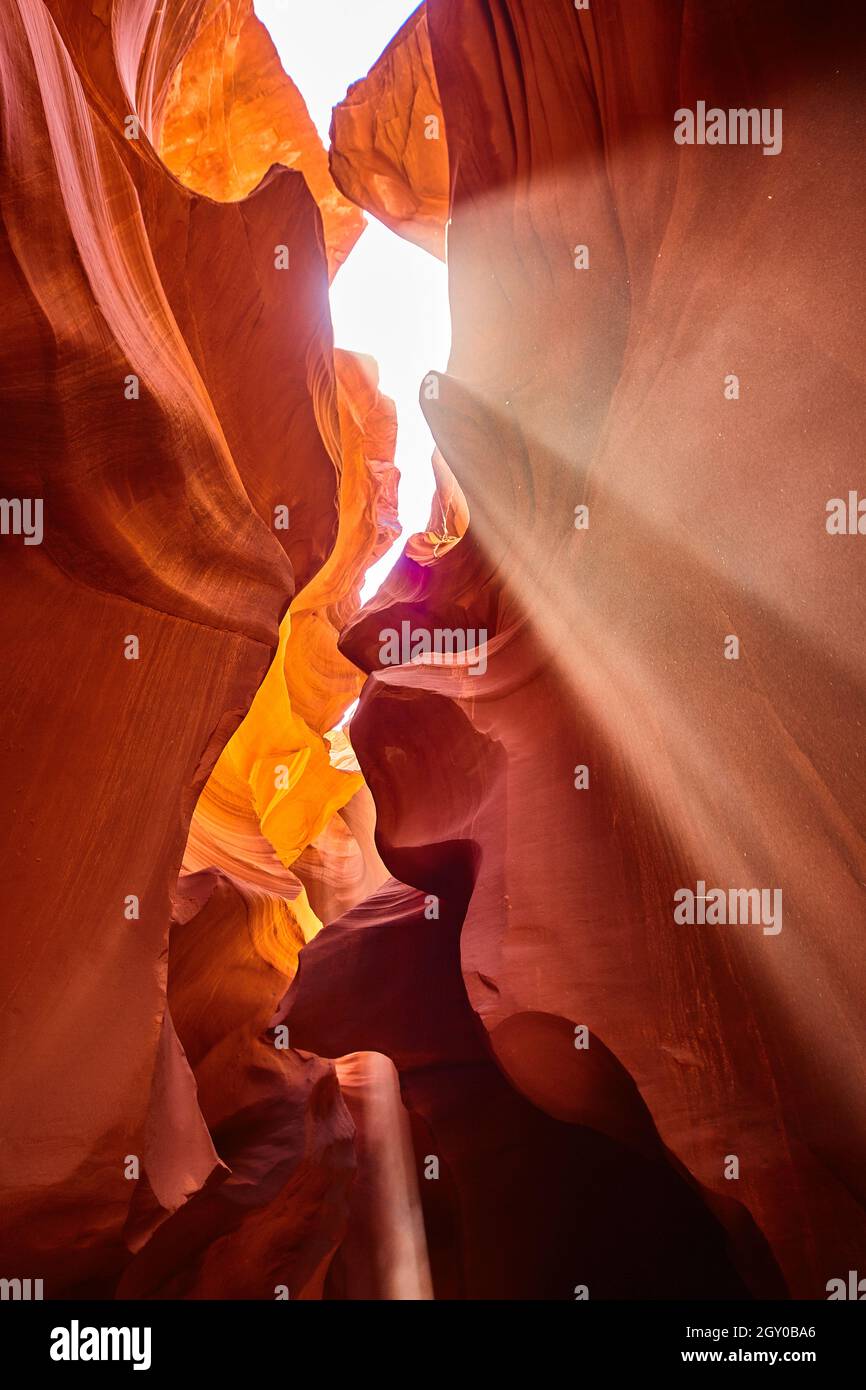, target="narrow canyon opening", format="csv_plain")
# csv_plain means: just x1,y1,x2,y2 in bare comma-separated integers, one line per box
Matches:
254,3,450,1297
258,0,452,600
